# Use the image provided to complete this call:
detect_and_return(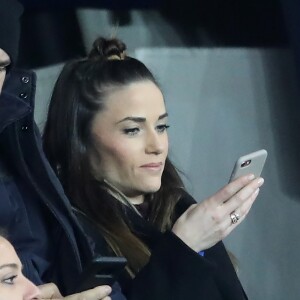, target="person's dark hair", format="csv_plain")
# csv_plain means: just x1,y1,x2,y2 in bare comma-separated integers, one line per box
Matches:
43,37,184,275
